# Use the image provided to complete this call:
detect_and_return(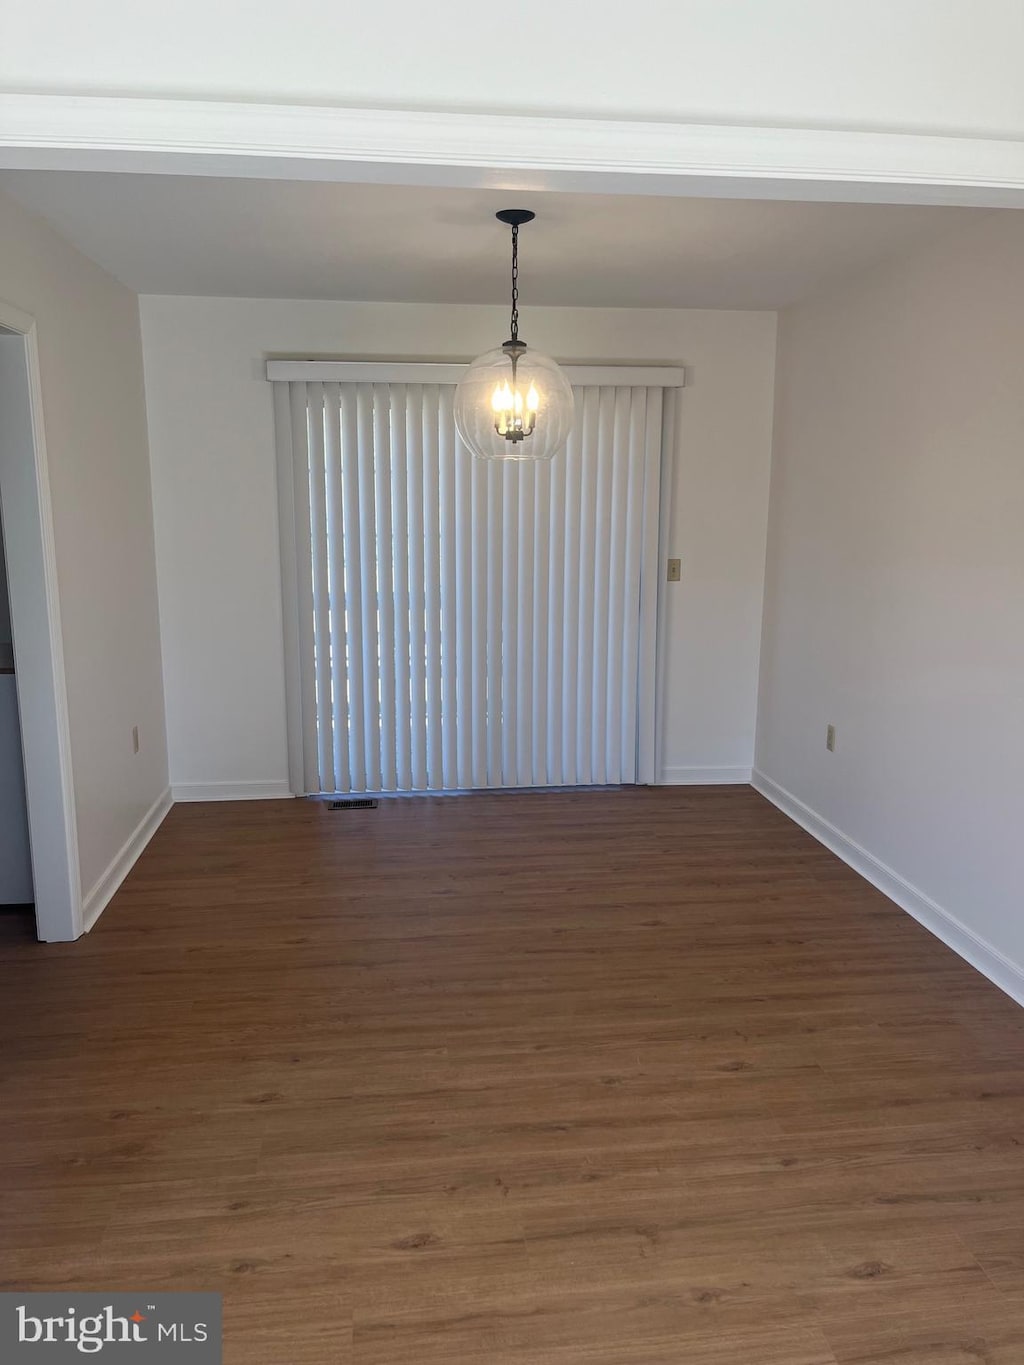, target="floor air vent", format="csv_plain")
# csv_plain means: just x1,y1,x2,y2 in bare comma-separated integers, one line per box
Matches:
327,798,378,811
